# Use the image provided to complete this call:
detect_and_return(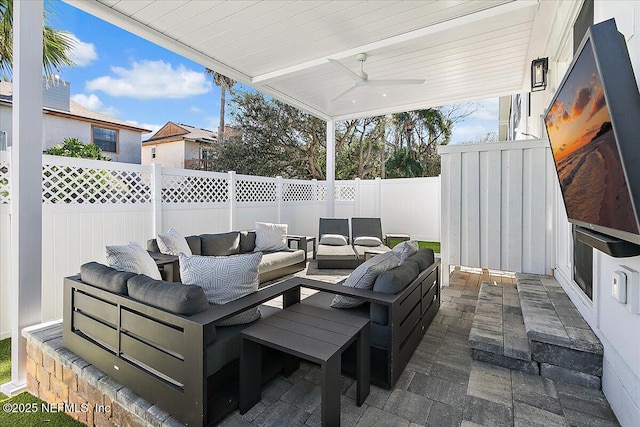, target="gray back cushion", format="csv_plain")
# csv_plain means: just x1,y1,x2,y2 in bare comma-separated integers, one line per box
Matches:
147,239,160,253
372,260,420,295
127,274,210,315
200,232,240,256
186,235,202,255
240,230,256,253
351,217,383,240
80,262,135,295
319,218,350,242
148,235,202,255
406,248,435,271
